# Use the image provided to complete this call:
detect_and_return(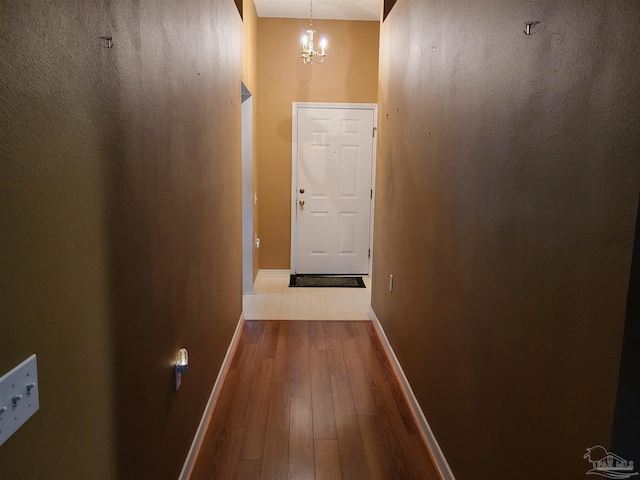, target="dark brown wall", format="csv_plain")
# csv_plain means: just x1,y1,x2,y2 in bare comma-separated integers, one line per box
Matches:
373,1,640,479
0,1,242,479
